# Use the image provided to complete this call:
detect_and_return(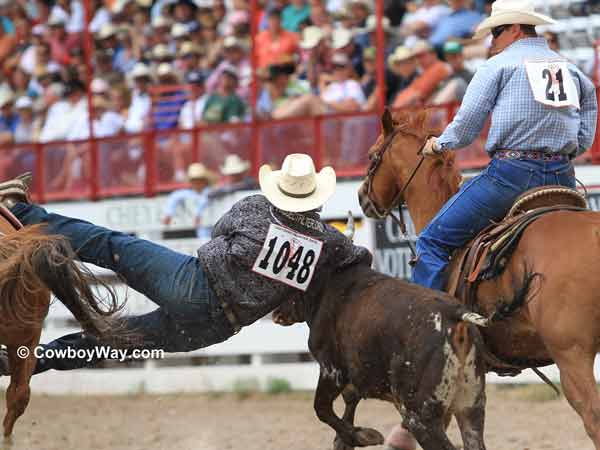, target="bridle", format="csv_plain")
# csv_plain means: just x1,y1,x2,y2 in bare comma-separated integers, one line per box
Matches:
363,124,430,258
